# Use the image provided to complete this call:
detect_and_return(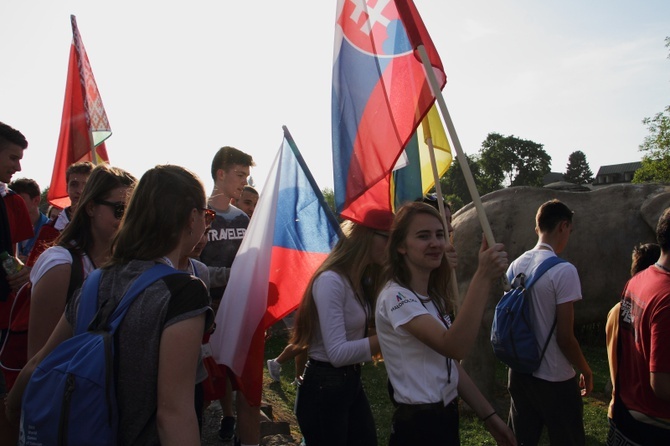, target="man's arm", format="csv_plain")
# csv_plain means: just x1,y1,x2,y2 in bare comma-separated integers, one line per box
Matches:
650,372,670,402
556,301,593,396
